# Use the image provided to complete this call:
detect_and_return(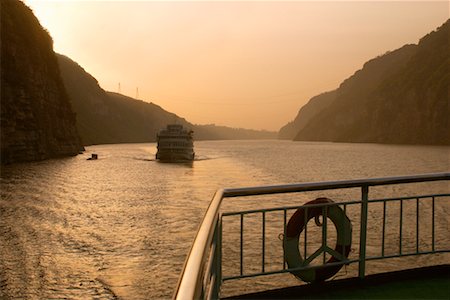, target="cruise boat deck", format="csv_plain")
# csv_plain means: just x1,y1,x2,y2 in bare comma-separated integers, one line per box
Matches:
225,264,449,299
173,173,450,299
